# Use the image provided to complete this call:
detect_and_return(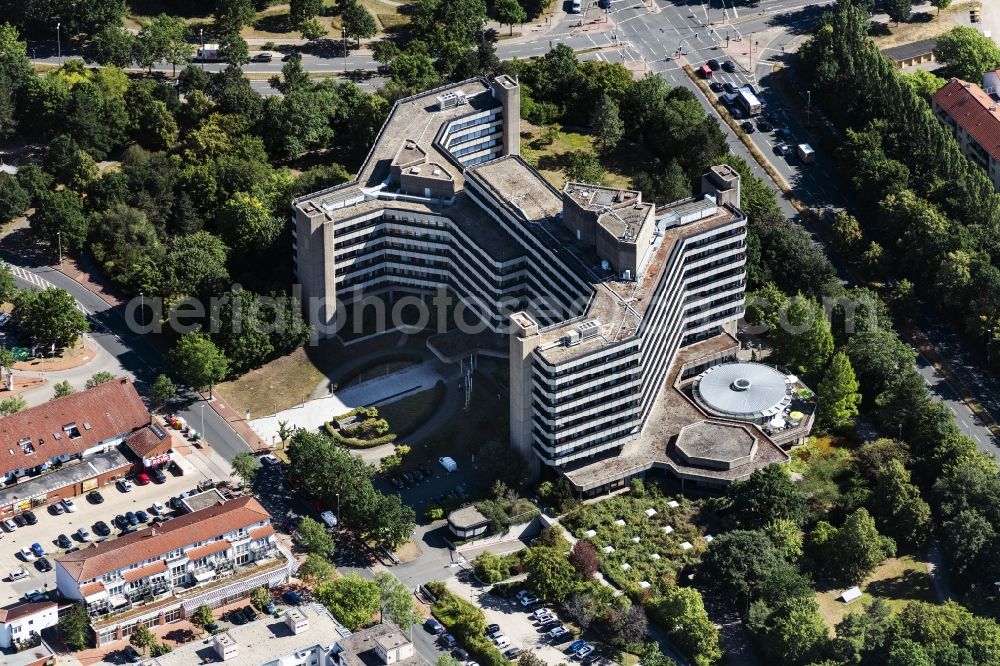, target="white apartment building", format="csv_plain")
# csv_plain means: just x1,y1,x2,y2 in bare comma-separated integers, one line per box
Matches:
55,496,293,646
